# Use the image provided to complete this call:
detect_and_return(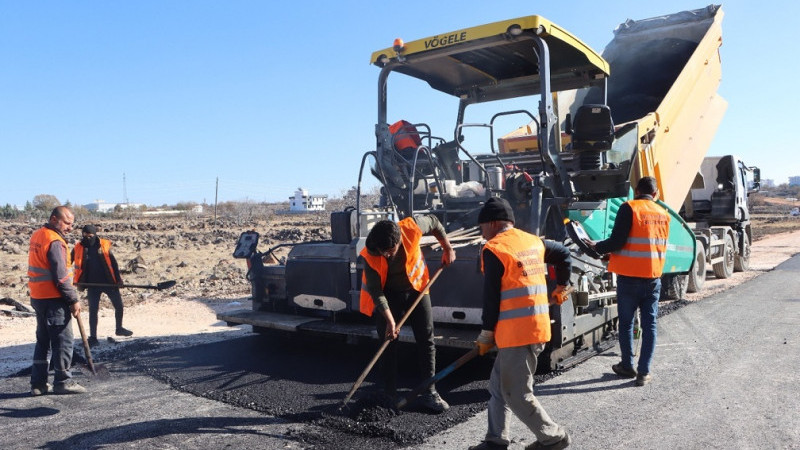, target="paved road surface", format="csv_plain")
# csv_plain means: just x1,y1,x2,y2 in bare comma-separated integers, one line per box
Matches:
415,255,800,449
1,255,798,449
